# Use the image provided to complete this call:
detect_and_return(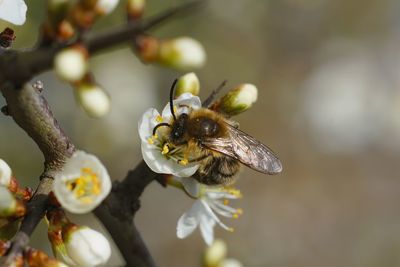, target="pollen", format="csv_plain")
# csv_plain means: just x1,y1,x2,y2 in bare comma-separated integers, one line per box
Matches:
228,227,235,233
236,208,243,215
156,115,163,123
179,158,188,166
233,213,239,219
162,143,170,155
225,188,242,198
223,199,229,205
65,167,102,204
147,137,154,145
